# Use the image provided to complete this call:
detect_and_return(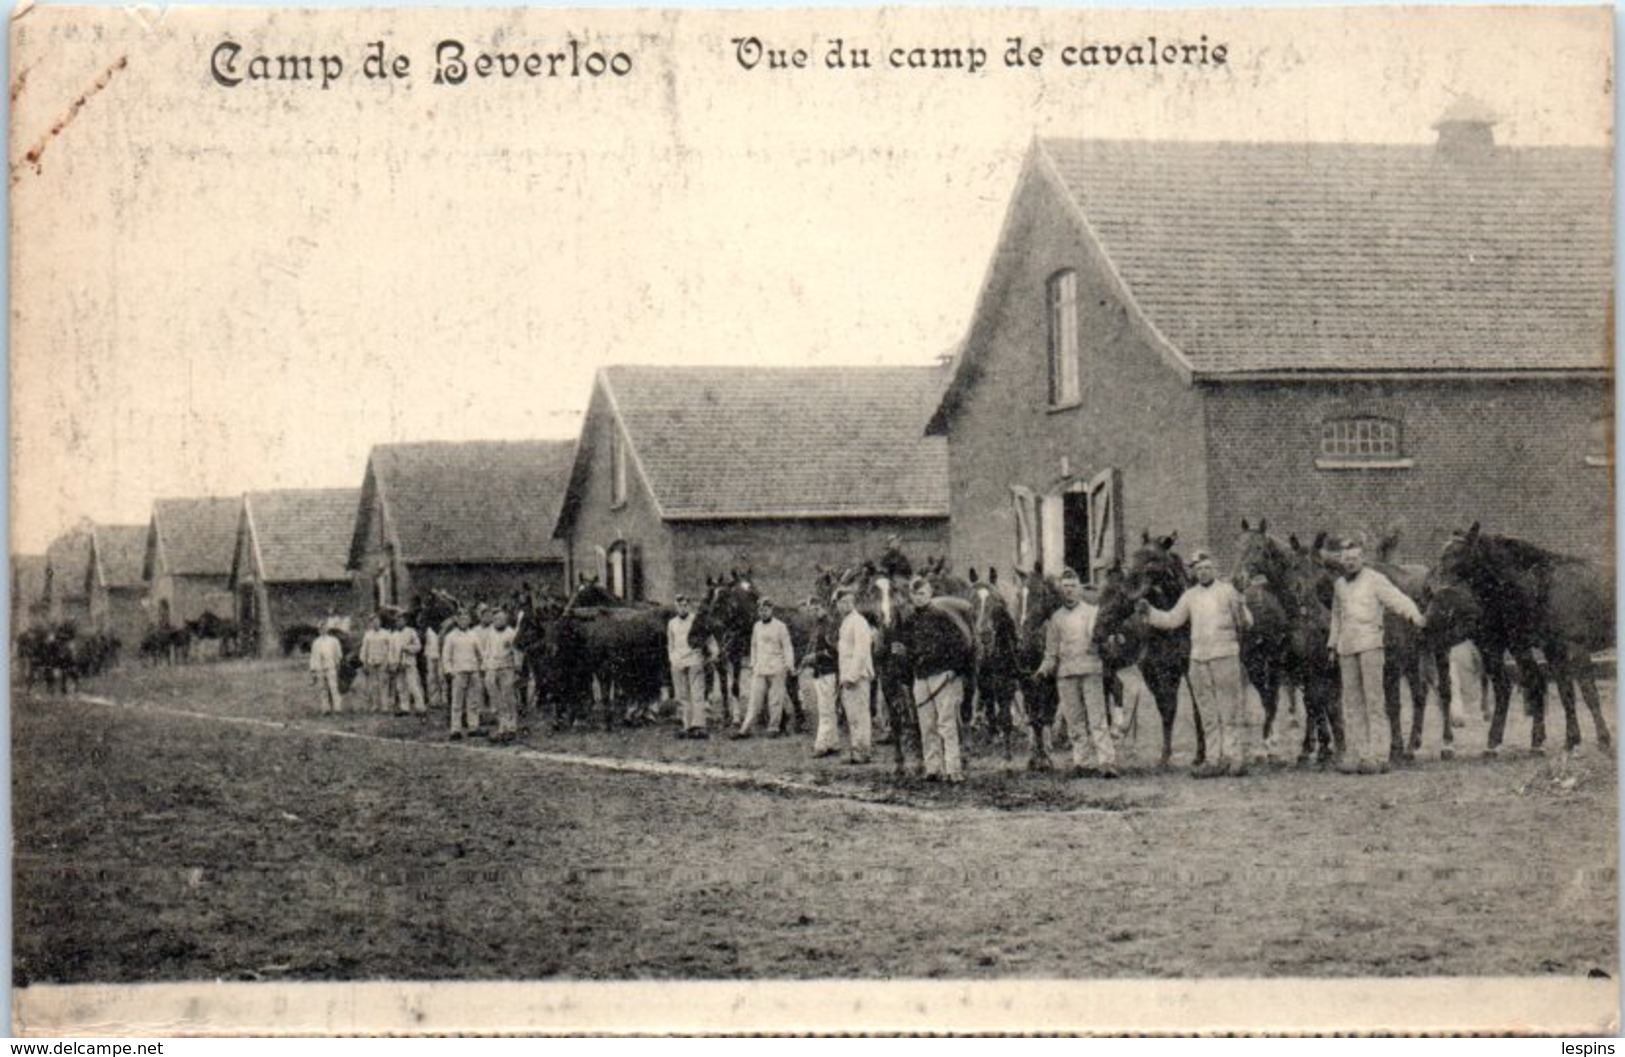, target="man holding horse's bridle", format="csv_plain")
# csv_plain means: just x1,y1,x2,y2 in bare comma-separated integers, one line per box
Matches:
1138,551,1253,777
1329,538,1426,775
